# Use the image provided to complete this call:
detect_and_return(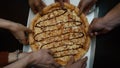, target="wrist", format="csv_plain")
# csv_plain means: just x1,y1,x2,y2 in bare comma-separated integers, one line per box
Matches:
8,52,17,63
26,52,42,65
24,53,35,65
4,53,32,68
8,50,24,63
